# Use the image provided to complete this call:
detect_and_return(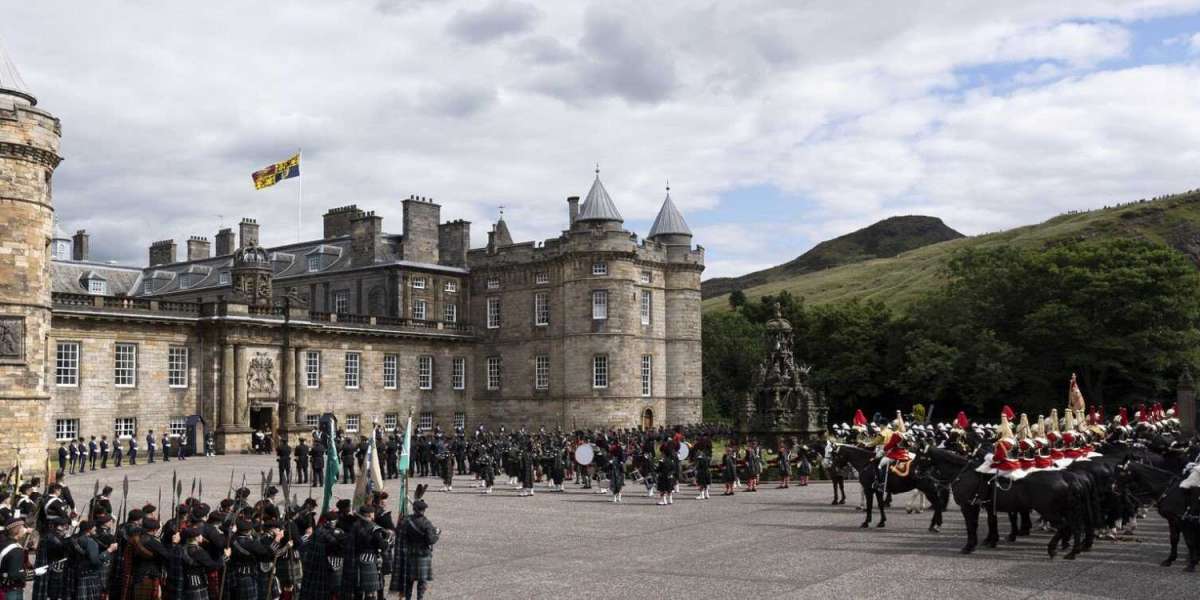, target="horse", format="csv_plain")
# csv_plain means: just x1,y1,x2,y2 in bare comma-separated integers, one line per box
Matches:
1117,460,1200,570
832,443,944,531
